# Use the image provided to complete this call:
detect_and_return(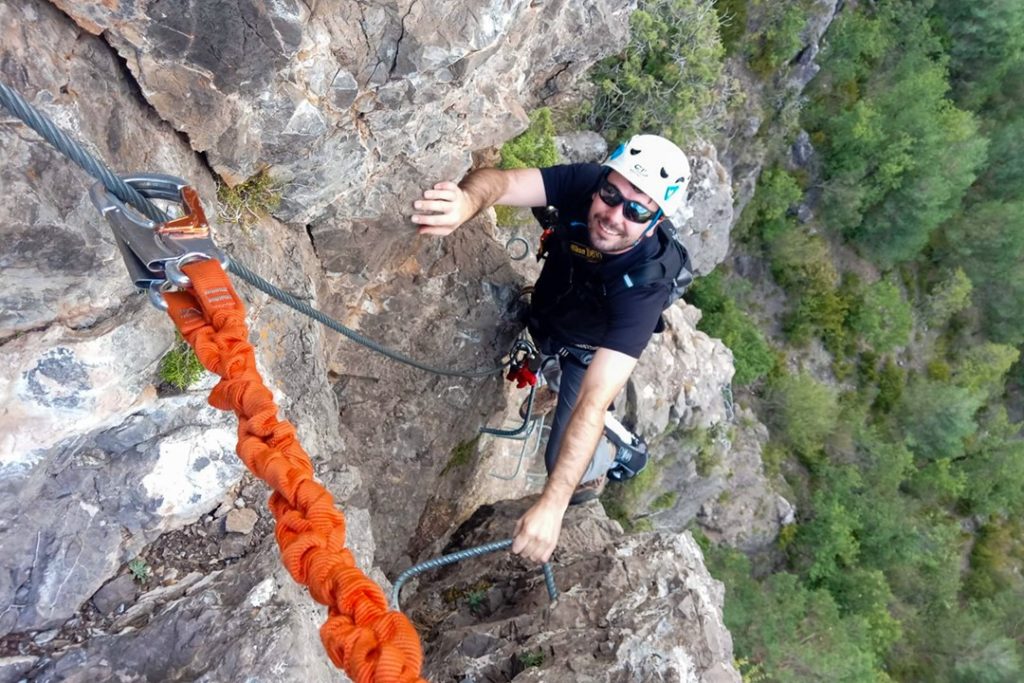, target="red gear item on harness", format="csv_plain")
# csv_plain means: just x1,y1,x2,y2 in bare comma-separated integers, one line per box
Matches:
506,364,537,388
